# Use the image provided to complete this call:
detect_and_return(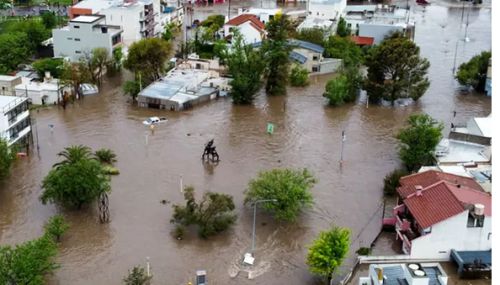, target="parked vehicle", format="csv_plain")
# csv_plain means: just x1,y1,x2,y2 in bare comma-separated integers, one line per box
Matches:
142,117,168,125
